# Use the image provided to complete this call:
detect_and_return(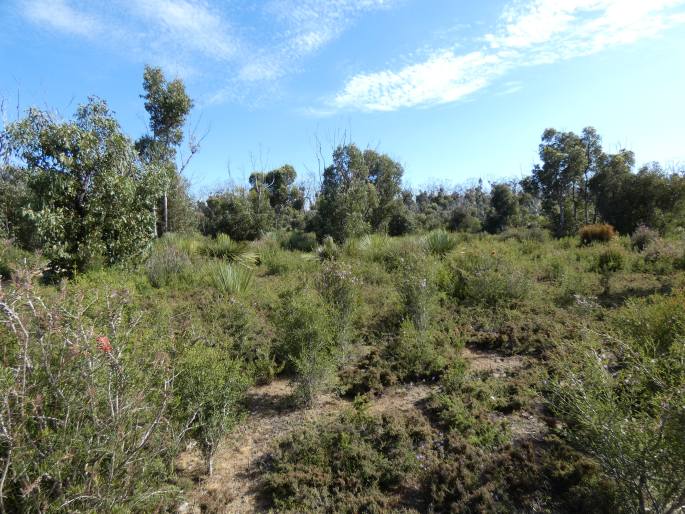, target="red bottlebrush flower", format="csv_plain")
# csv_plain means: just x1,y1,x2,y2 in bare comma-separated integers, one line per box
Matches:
96,336,112,353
